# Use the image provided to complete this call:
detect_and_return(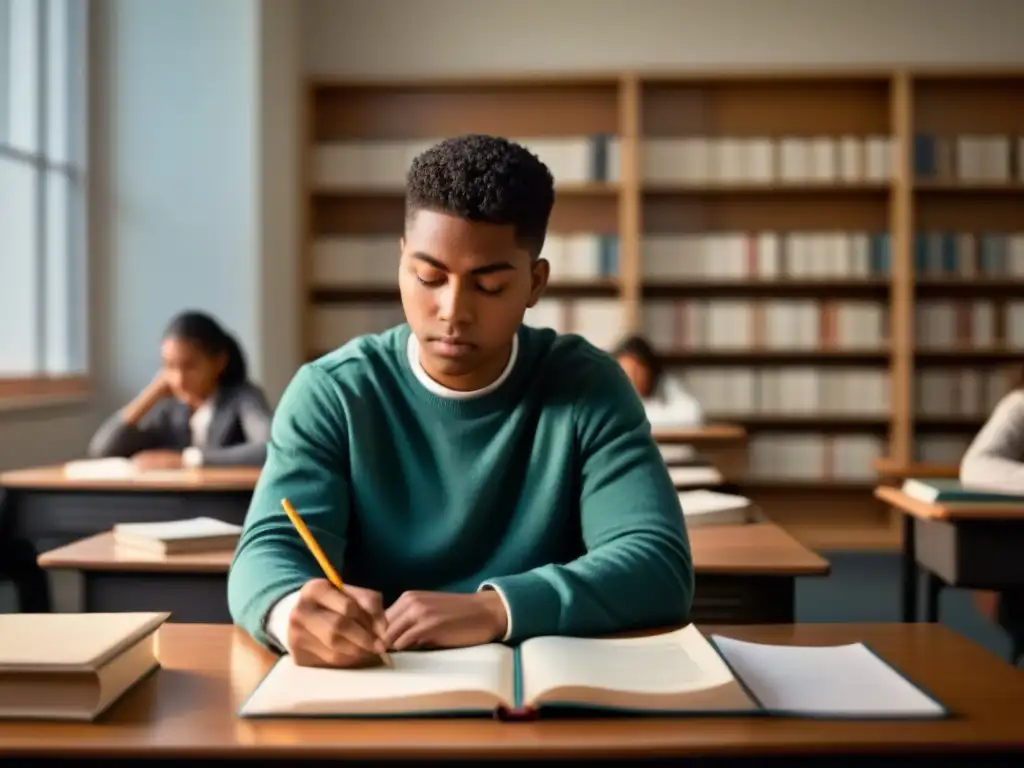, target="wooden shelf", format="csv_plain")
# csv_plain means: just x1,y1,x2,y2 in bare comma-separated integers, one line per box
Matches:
661,349,888,365
642,278,889,298
300,68,1024,552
